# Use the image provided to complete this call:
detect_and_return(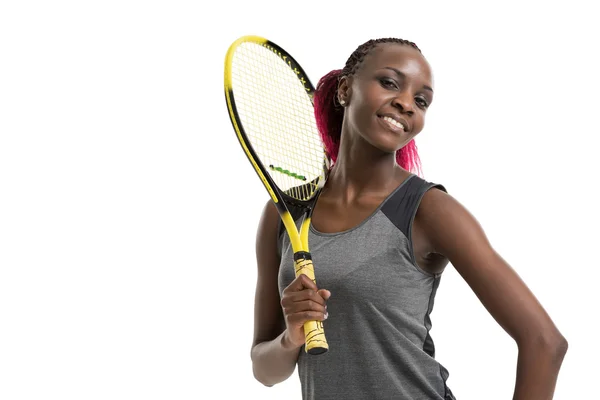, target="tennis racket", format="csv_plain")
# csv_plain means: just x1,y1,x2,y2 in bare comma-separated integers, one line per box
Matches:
224,35,329,355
